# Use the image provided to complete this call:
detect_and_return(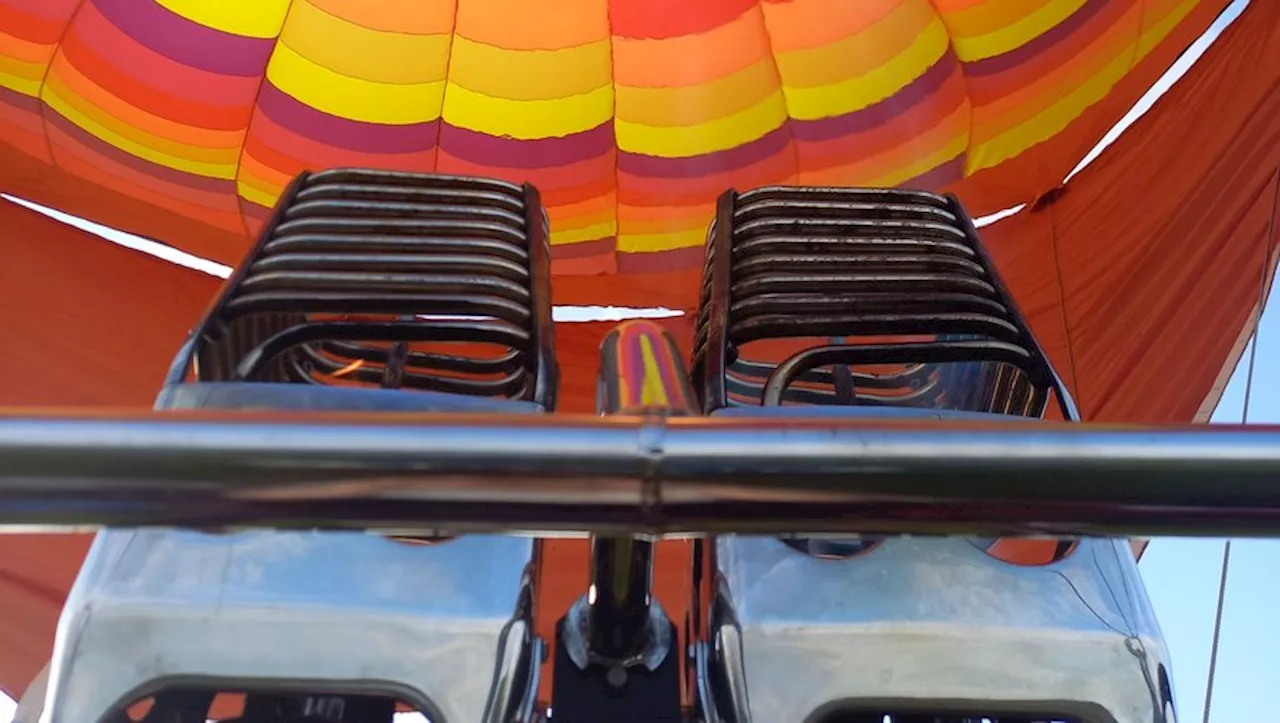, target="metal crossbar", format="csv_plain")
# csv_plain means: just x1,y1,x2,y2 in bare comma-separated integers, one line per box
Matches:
0,411,1278,537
